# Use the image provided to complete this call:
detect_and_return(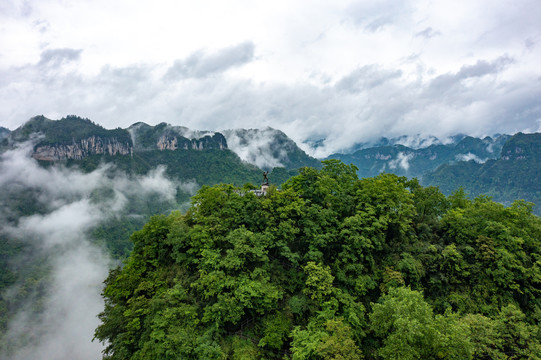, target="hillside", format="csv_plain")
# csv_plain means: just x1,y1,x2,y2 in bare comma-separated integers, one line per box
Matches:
222,128,322,171
327,134,510,179
423,132,541,213
1,116,540,359
2,116,320,186
94,161,541,359
0,115,316,352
